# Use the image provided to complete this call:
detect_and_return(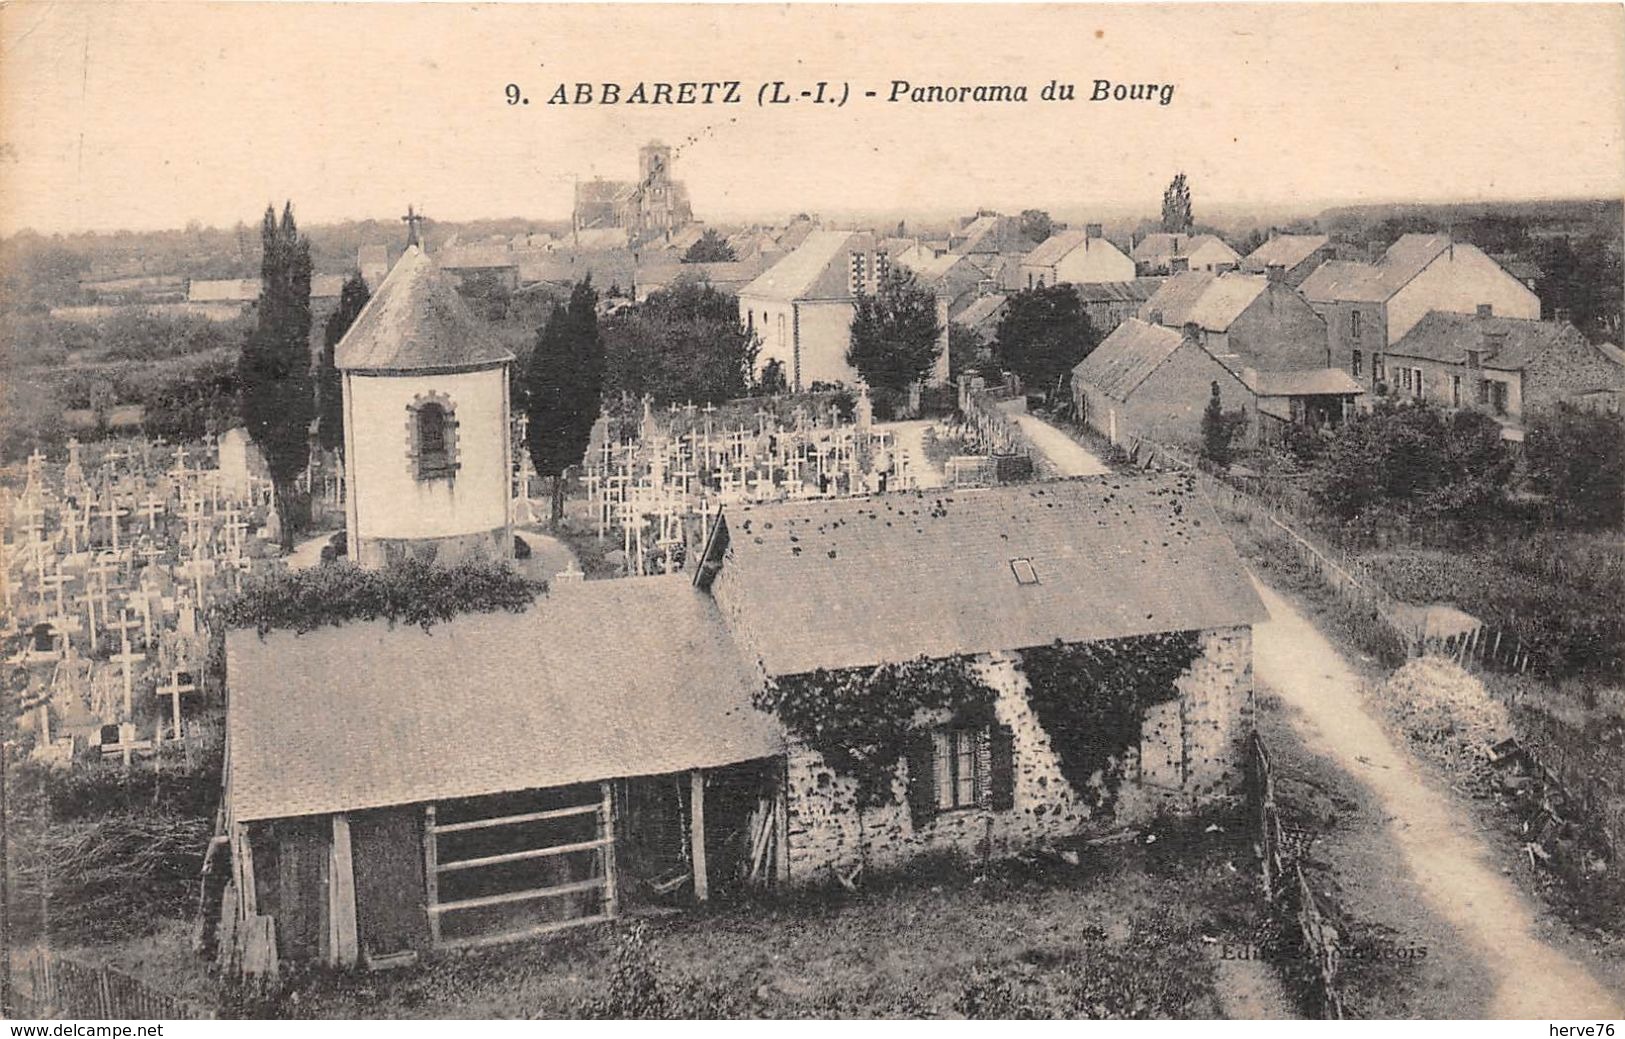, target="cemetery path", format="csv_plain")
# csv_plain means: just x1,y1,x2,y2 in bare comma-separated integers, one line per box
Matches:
874,420,945,488
1249,577,1624,1019
1007,413,1111,476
